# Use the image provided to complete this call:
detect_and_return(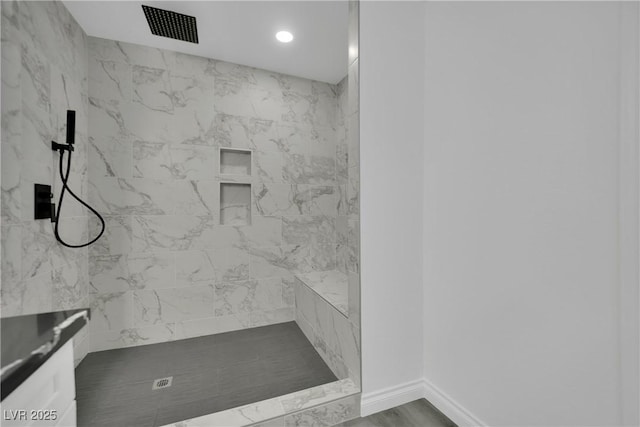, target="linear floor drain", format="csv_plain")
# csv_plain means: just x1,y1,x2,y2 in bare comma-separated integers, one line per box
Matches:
152,376,173,390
